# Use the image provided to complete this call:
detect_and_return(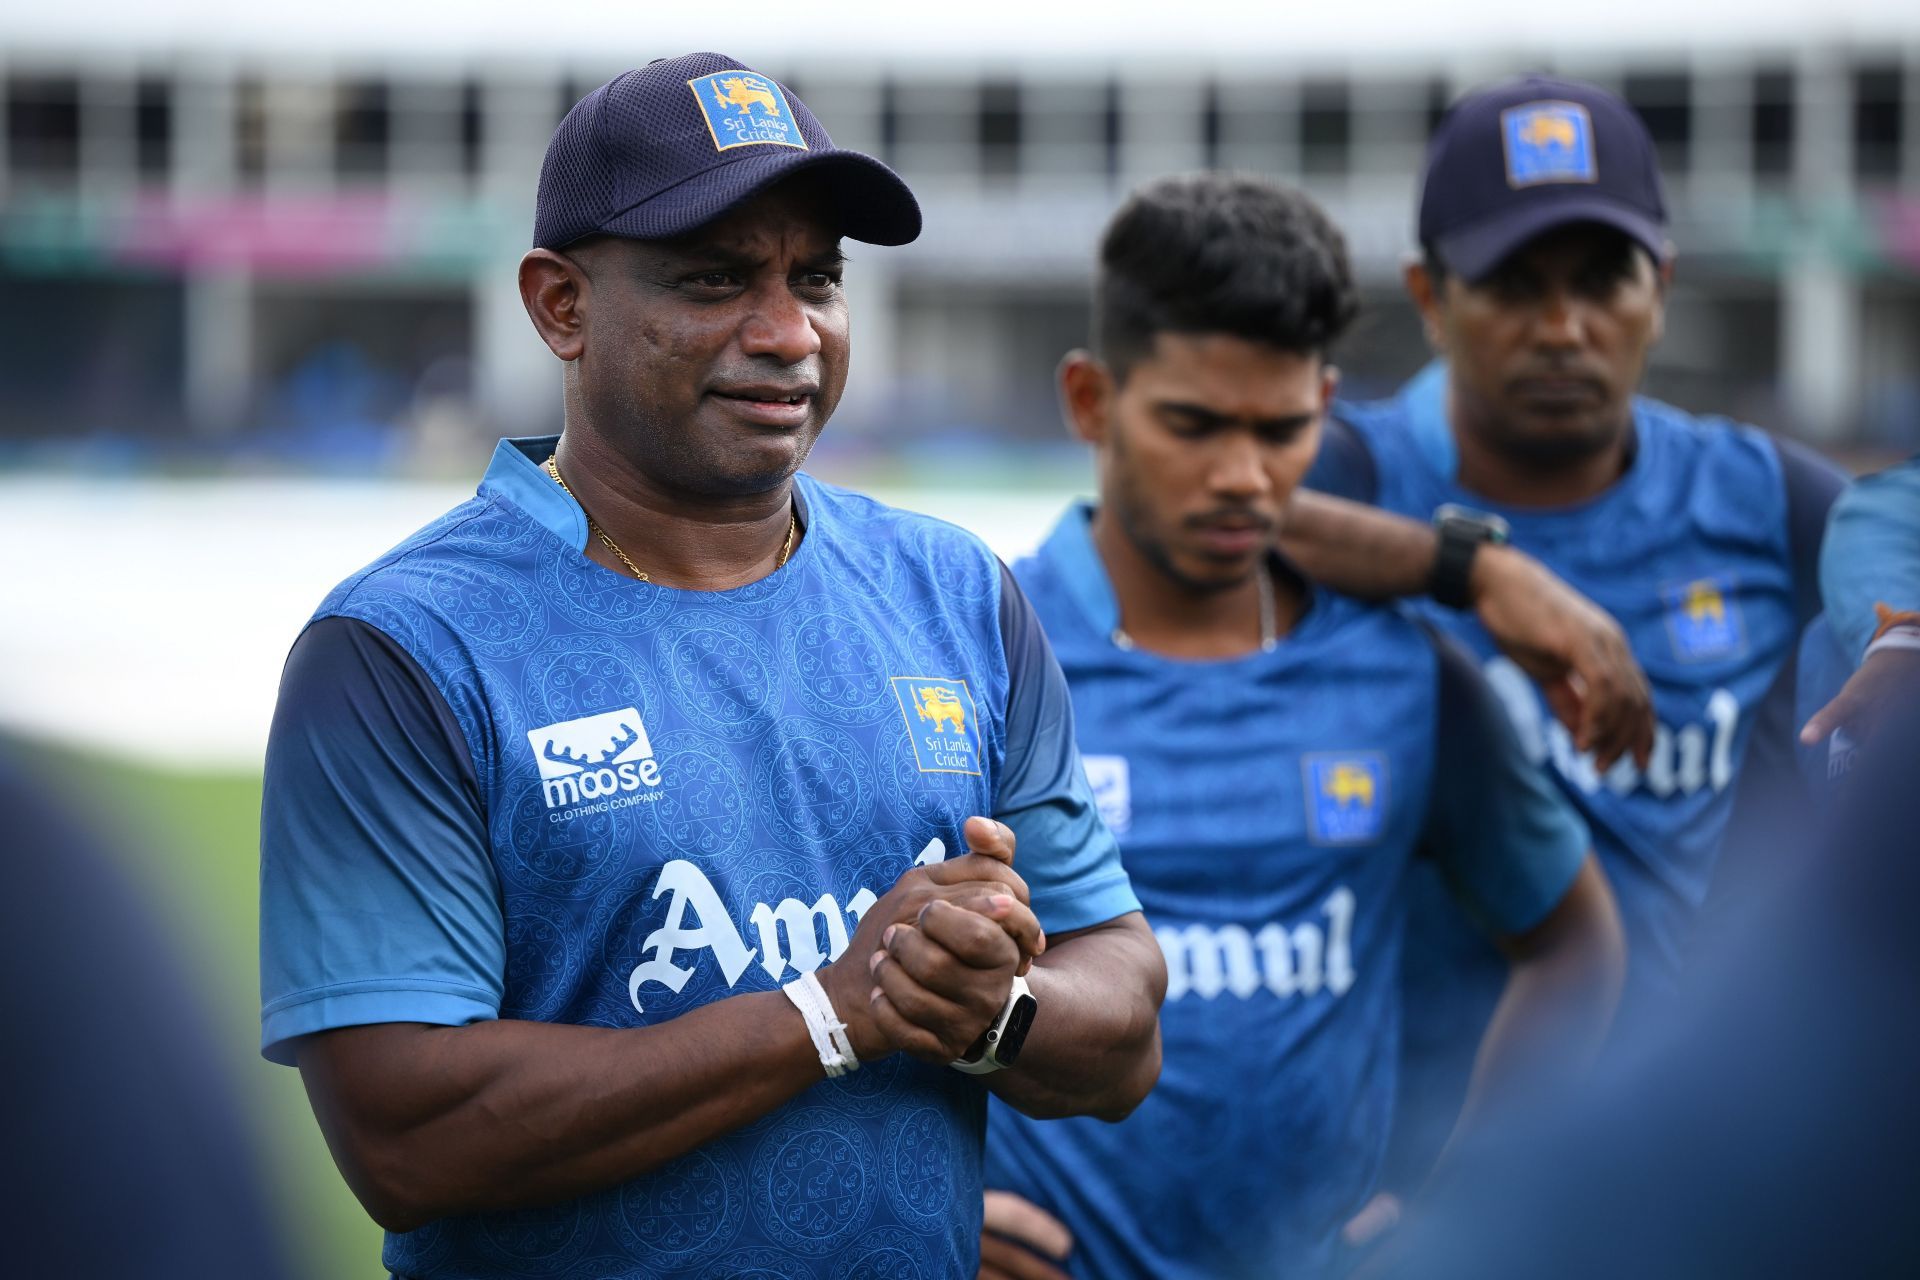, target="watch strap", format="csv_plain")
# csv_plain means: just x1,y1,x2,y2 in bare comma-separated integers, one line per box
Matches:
1429,506,1508,610
1429,521,1482,610
950,974,1033,1075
